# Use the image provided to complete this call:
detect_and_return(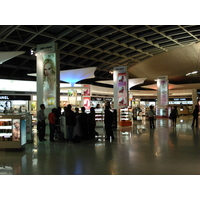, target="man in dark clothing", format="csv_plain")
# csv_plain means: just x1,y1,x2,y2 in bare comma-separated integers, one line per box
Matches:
104,105,114,140
88,107,96,139
192,105,199,127
79,106,88,140
65,104,76,142
37,104,47,142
